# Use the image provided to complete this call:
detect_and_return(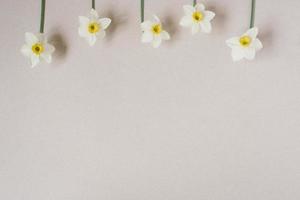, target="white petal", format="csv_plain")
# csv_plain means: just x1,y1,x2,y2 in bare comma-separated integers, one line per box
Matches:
37,34,46,43
43,43,55,55
195,3,205,11
99,18,111,29
191,24,200,35
161,31,170,40
180,16,193,27
97,30,106,39
204,11,215,21
141,31,153,43
79,26,89,37
153,15,161,24
253,38,263,50
90,9,99,20
79,16,90,26
200,21,212,33
25,32,38,45
226,37,240,48
21,45,32,57
244,48,256,60
245,27,258,39
231,47,245,61
87,35,97,46
30,55,40,67
141,21,152,31
152,36,162,48
41,53,52,63
183,5,195,15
